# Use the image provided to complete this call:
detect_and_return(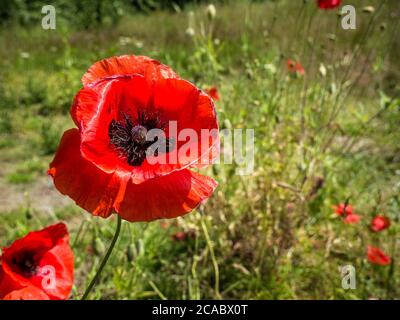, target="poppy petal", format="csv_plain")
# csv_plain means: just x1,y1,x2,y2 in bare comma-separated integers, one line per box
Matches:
2,286,50,300
132,80,219,182
344,214,360,224
81,55,178,87
318,0,341,9
370,215,391,232
75,75,153,176
118,169,218,222
150,78,219,168
33,250,73,300
205,87,220,101
29,224,74,300
367,246,391,266
48,129,130,218
0,224,64,290
0,223,73,300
